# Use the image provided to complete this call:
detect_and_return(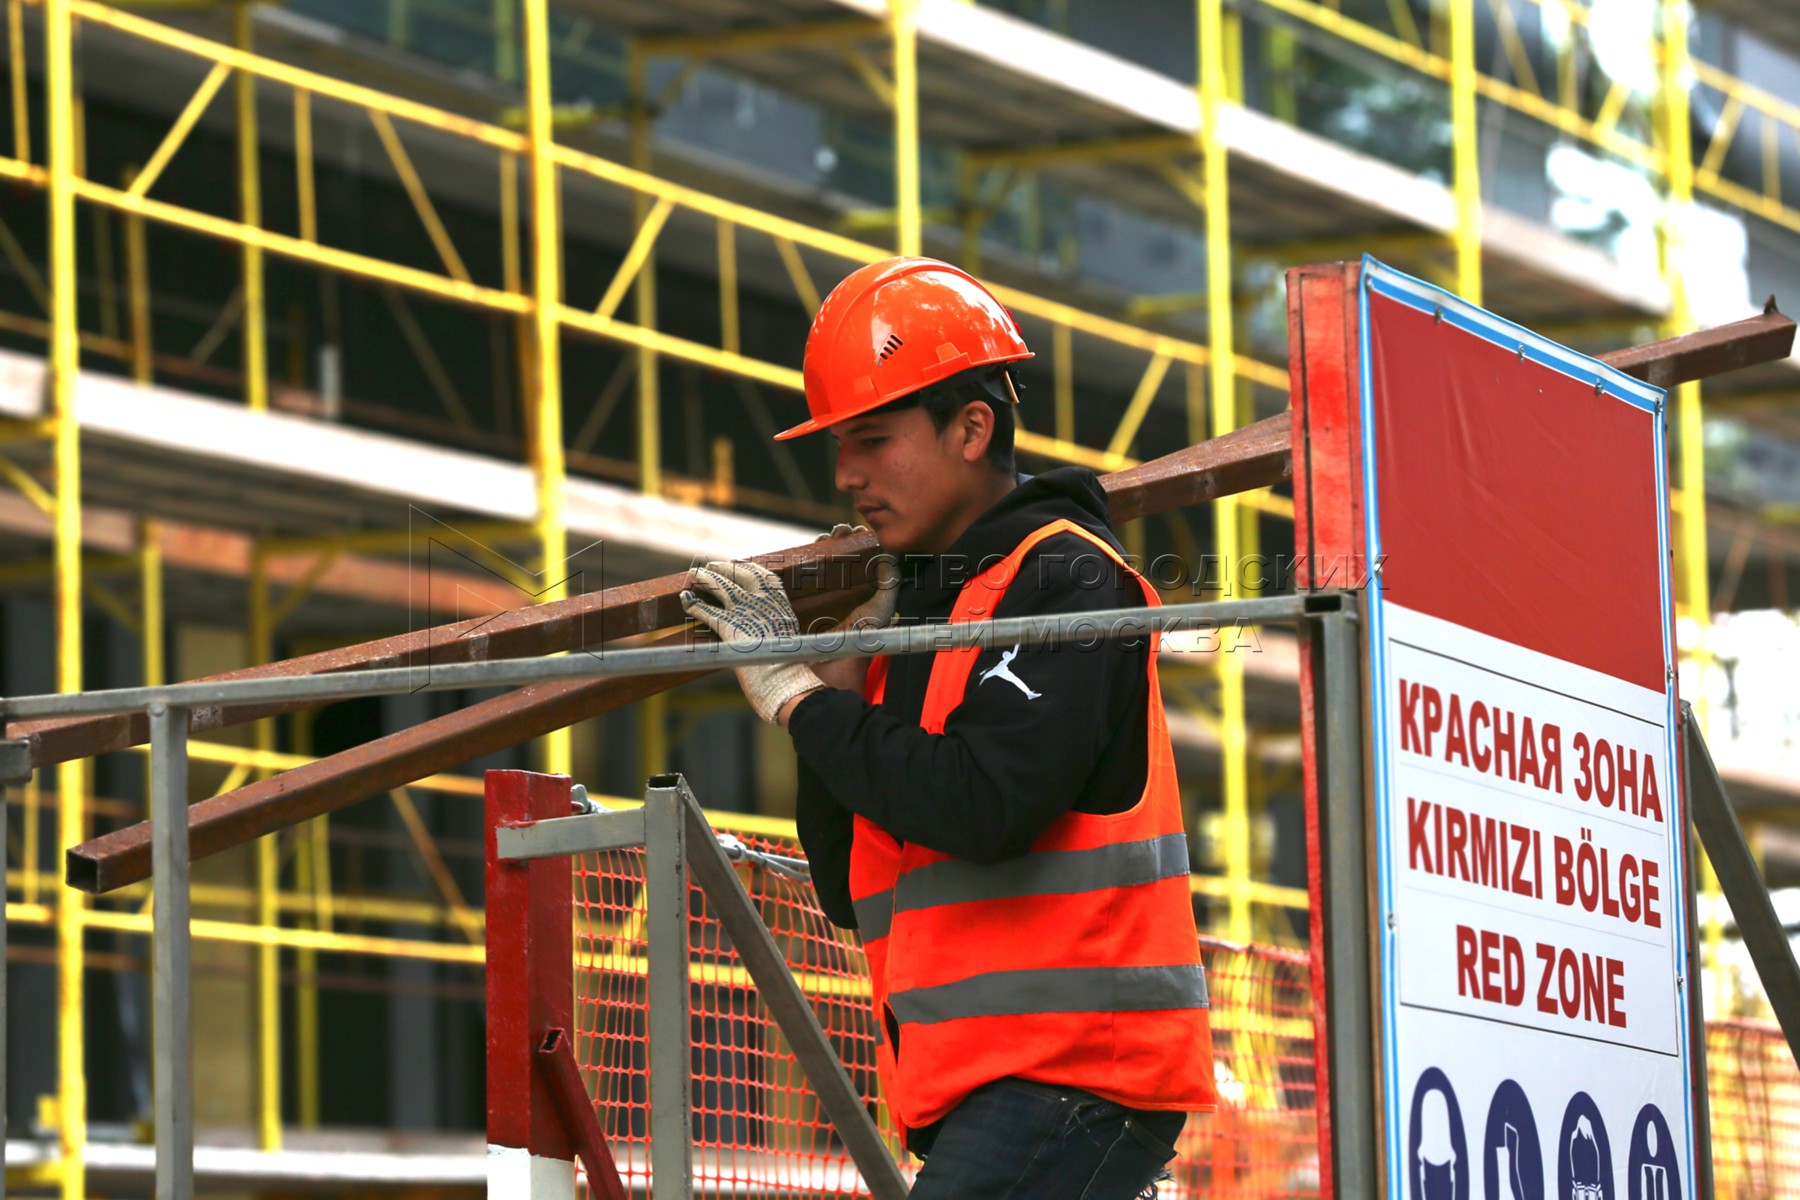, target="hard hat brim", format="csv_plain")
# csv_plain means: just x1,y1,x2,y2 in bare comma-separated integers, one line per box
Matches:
771,392,889,441
772,414,828,441
773,351,1034,441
